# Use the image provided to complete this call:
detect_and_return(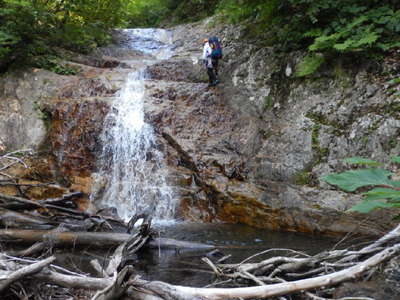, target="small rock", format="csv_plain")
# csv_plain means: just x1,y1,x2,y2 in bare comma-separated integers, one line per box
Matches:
285,64,292,77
